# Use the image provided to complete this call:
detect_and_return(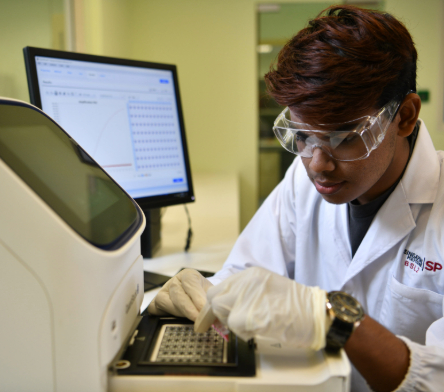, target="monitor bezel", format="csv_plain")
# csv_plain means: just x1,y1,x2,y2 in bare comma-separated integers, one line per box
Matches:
23,46,195,210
